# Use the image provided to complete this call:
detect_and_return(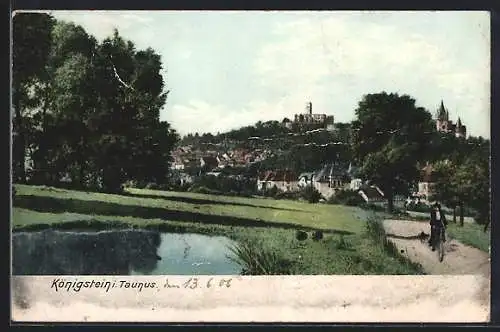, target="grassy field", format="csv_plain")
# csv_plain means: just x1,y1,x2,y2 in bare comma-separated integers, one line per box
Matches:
12,184,423,275
446,222,490,252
